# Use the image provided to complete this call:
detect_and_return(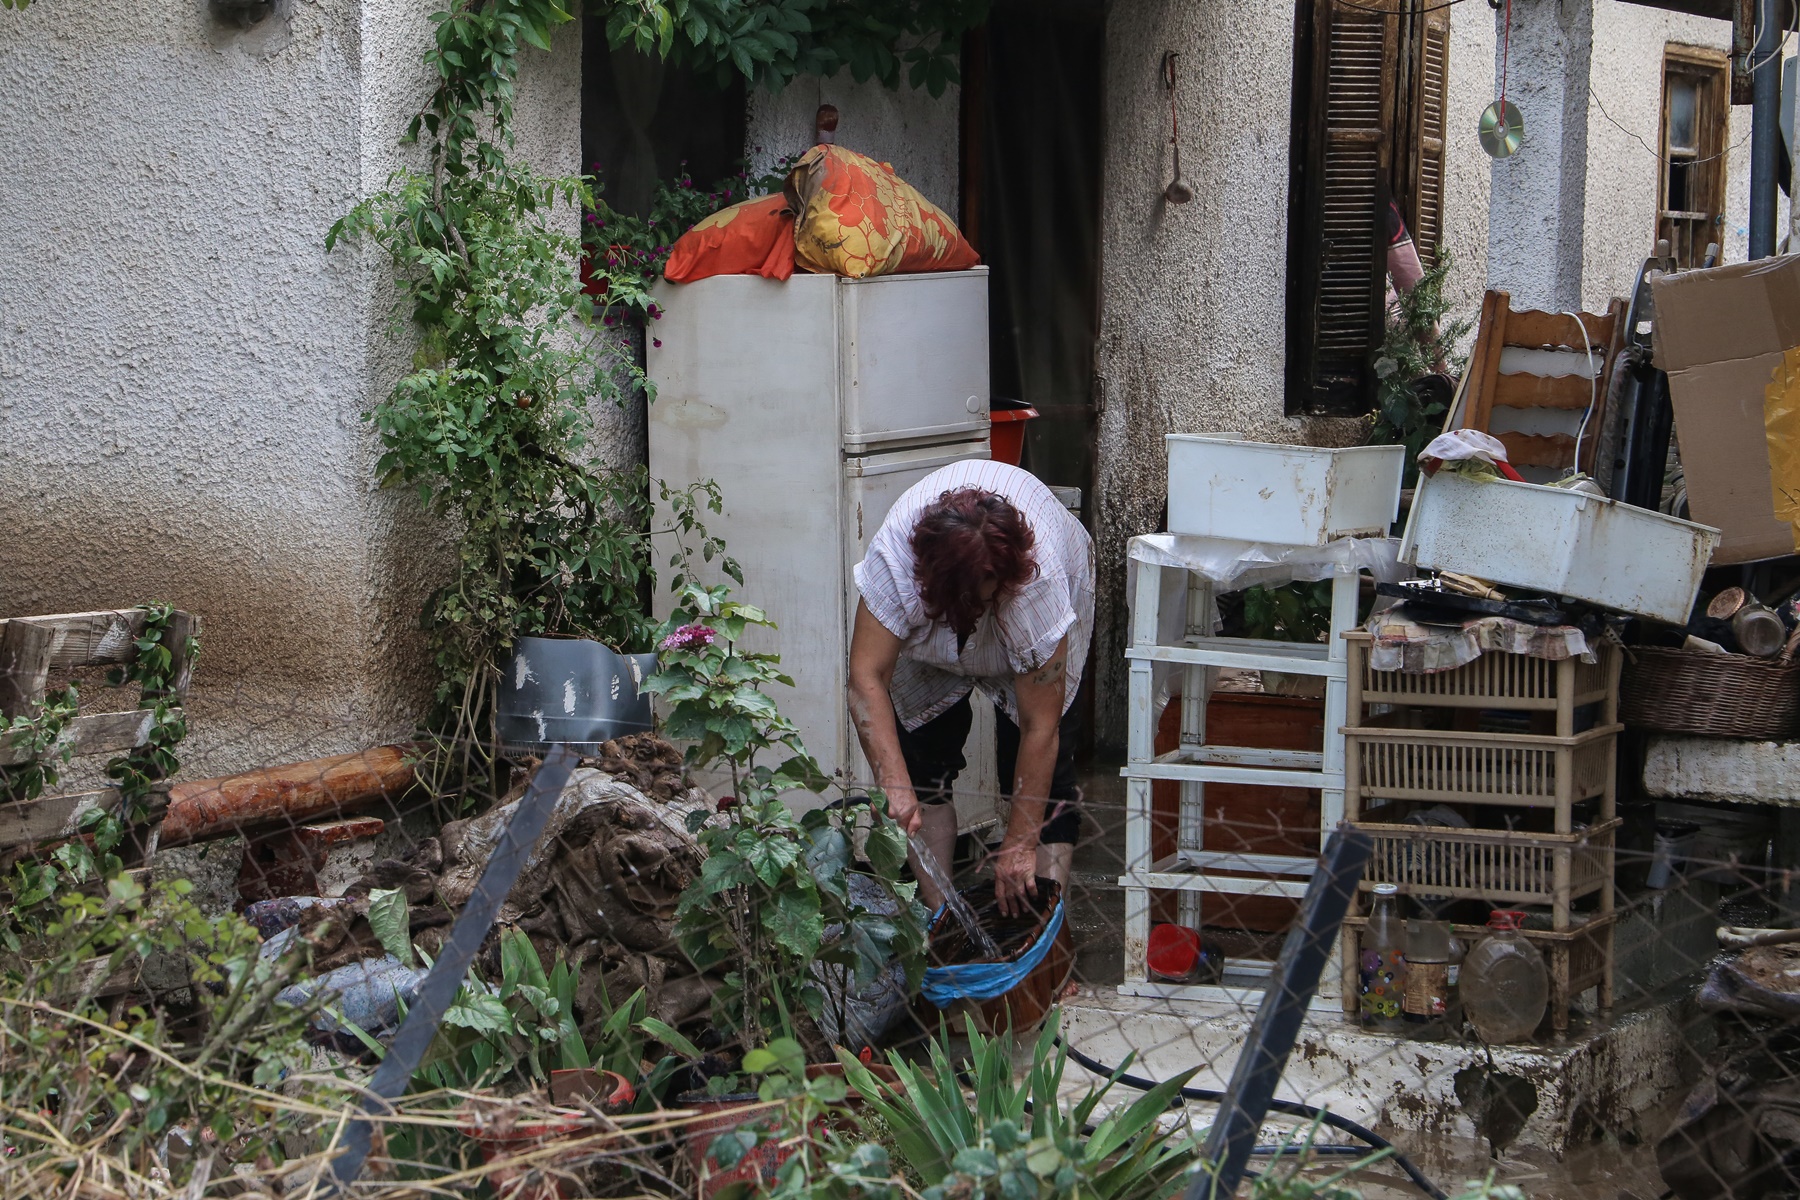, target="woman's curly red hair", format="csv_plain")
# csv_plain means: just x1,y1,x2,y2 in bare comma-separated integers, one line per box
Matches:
910,488,1037,640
